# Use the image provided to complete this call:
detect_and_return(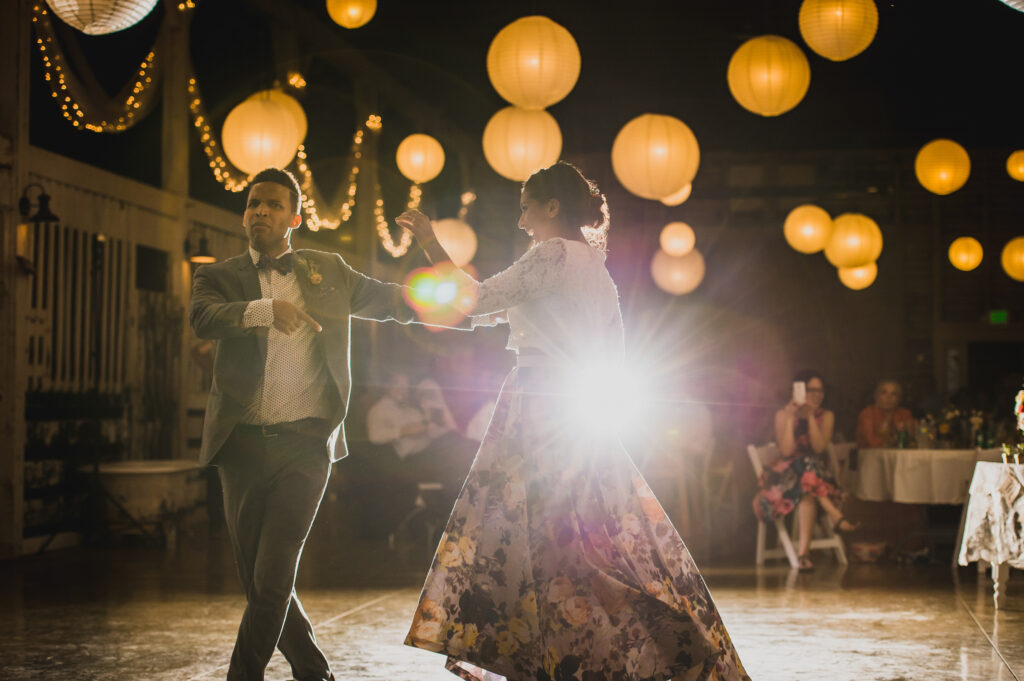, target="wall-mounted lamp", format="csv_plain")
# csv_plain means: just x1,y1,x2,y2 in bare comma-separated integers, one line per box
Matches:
16,183,60,273
184,229,216,264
